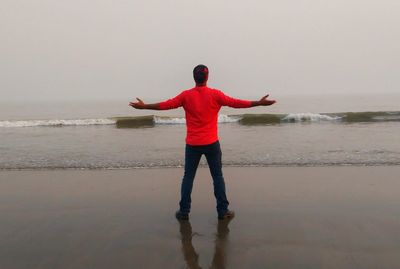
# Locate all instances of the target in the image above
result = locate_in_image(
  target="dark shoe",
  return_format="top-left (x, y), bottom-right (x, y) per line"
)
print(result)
top-left (218, 210), bottom-right (235, 220)
top-left (175, 210), bottom-right (189, 221)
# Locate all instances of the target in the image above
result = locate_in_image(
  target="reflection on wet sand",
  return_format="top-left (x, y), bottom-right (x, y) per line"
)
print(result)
top-left (178, 219), bottom-right (231, 269)
top-left (3, 168), bottom-right (400, 268)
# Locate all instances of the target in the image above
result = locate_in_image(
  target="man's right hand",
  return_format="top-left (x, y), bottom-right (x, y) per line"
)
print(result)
top-left (252, 94), bottom-right (276, 107)
top-left (129, 98), bottom-right (162, 110)
top-left (129, 98), bottom-right (146, 109)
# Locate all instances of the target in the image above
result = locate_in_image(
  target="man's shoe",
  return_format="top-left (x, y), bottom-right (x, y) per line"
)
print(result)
top-left (175, 210), bottom-right (189, 221)
top-left (218, 210), bottom-right (235, 220)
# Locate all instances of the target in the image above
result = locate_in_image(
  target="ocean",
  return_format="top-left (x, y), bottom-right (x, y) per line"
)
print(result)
top-left (1, 93), bottom-right (399, 169)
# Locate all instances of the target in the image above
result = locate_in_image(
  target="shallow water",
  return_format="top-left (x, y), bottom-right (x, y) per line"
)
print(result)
top-left (1, 94), bottom-right (399, 169)
top-left (1, 120), bottom-right (400, 169)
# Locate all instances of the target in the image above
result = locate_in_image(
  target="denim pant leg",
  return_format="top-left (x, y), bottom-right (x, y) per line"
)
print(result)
top-left (204, 141), bottom-right (229, 215)
top-left (179, 145), bottom-right (202, 214)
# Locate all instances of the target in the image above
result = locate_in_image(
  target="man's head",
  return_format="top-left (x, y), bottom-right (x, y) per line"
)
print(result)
top-left (193, 64), bottom-right (209, 85)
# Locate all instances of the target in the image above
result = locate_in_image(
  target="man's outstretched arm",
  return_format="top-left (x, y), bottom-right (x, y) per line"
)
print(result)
top-left (130, 92), bottom-right (184, 110)
top-left (129, 98), bottom-right (161, 110)
top-left (216, 91), bottom-right (276, 108)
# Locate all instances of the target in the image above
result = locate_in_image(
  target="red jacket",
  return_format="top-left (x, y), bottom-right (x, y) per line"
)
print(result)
top-left (159, 86), bottom-right (252, 145)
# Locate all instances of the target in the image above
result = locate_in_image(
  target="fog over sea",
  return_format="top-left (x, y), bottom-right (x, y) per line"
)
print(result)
top-left (1, 93), bottom-right (400, 169)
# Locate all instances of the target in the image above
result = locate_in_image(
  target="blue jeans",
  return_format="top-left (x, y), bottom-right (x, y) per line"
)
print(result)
top-left (179, 141), bottom-right (229, 216)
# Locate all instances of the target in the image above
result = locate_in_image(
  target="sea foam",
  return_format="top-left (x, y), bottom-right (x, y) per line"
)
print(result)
top-left (154, 114), bottom-right (239, 125)
top-left (0, 118), bottom-right (116, 128)
top-left (282, 113), bottom-right (341, 122)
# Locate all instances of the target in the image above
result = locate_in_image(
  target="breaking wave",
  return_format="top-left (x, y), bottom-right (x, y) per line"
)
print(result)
top-left (1, 111), bottom-right (399, 128)
top-left (154, 114), bottom-right (239, 125)
top-left (282, 113), bottom-right (341, 122)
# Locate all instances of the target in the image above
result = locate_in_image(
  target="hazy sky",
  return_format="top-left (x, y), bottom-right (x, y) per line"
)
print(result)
top-left (1, 0), bottom-right (399, 102)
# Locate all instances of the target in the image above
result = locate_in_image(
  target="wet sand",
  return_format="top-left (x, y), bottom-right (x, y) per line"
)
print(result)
top-left (1, 166), bottom-right (400, 269)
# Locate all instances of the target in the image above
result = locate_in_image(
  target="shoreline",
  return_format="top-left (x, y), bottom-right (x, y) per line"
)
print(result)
top-left (1, 163), bottom-right (400, 171)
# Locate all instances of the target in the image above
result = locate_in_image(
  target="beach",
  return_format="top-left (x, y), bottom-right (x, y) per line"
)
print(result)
top-left (2, 0), bottom-right (400, 267)
top-left (1, 166), bottom-right (400, 269)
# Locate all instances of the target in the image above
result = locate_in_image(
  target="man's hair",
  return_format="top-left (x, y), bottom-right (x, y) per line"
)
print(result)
top-left (193, 64), bottom-right (209, 84)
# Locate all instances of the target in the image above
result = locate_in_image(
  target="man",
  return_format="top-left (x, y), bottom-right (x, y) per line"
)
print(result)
top-left (129, 64), bottom-right (276, 220)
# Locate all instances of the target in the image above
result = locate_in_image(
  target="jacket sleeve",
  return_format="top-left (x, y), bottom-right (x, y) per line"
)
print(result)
top-left (214, 89), bottom-right (252, 108)
top-left (158, 92), bottom-right (185, 110)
